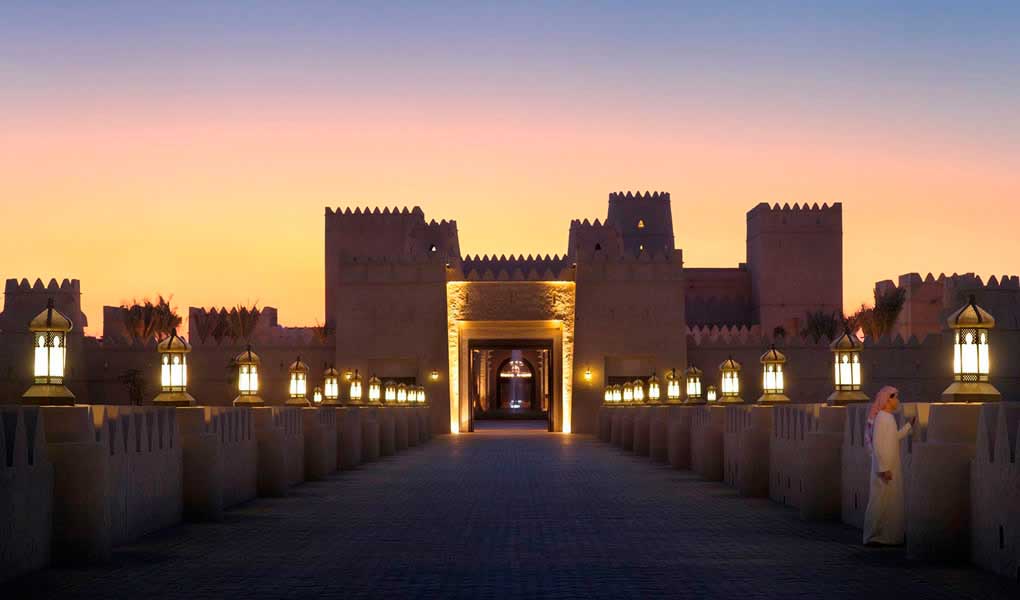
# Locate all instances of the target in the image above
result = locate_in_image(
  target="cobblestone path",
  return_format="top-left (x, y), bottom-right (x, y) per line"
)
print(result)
top-left (12, 421), bottom-right (1017, 599)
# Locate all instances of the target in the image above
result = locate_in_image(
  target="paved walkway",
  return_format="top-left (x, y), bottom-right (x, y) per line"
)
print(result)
top-left (12, 422), bottom-right (1018, 599)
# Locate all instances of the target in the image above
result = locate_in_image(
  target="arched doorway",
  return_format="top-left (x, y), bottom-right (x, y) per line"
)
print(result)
top-left (495, 356), bottom-right (537, 410)
top-left (467, 339), bottom-right (554, 427)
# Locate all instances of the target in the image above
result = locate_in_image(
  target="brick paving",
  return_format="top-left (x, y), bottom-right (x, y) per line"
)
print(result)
top-left (11, 421), bottom-right (1018, 599)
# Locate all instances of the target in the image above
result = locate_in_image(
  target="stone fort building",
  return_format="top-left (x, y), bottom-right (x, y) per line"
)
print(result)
top-left (2, 191), bottom-right (1017, 434)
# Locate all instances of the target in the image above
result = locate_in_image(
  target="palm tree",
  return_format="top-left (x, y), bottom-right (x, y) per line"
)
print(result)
top-left (801, 309), bottom-right (842, 343)
top-left (228, 305), bottom-right (261, 342)
top-left (121, 296), bottom-right (181, 344)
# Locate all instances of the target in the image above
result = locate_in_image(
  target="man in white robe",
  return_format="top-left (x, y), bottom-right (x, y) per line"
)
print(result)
top-left (863, 386), bottom-right (913, 546)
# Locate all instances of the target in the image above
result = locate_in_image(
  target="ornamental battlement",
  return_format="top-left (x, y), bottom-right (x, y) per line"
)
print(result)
top-left (4, 278), bottom-right (81, 294)
top-left (607, 191), bottom-right (670, 202)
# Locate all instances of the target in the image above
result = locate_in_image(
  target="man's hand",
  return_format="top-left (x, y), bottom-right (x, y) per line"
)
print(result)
top-left (879, 471), bottom-right (892, 483)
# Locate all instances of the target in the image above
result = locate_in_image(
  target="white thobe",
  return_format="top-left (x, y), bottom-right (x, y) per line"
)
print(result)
top-left (863, 411), bottom-right (912, 545)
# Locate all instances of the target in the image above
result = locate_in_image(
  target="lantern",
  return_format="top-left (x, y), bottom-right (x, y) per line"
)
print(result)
top-left (22, 298), bottom-right (75, 404)
top-left (233, 346), bottom-right (263, 406)
top-left (647, 372), bottom-right (661, 402)
top-left (684, 365), bottom-right (704, 404)
top-left (758, 345), bottom-right (790, 403)
top-left (153, 329), bottom-right (195, 406)
top-left (718, 357), bottom-right (743, 403)
top-left (397, 382), bottom-right (408, 403)
top-left (430, 369), bottom-right (440, 381)
top-left (607, 384), bottom-right (618, 403)
top-left (829, 330), bottom-right (867, 404)
top-left (666, 368), bottom-right (682, 402)
top-left (416, 384), bottom-right (427, 404)
top-left (323, 366), bottom-right (340, 404)
top-left (603, 386), bottom-right (612, 404)
top-left (632, 379), bottom-right (645, 403)
top-left (349, 370), bottom-right (363, 403)
top-left (622, 381), bottom-right (634, 403)
top-left (706, 385), bottom-right (718, 403)
top-left (384, 380), bottom-right (397, 403)
top-left (312, 386), bottom-right (323, 405)
top-left (584, 367), bottom-right (593, 383)
top-left (943, 295), bottom-right (1001, 402)
top-left (286, 357), bottom-right (310, 406)
top-left (368, 375), bottom-right (382, 403)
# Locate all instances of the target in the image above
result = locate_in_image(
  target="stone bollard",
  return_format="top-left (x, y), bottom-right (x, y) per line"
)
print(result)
top-left (598, 407), bottom-right (614, 443)
top-left (621, 409), bottom-right (636, 451)
top-left (406, 406), bottom-right (420, 447)
top-left (379, 409), bottom-right (397, 457)
top-left (177, 407), bottom-right (225, 521)
top-left (633, 407), bottom-right (652, 457)
top-left (649, 406), bottom-right (672, 463)
top-left (723, 405), bottom-right (773, 498)
top-left (395, 408), bottom-right (409, 451)
top-left (691, 405), bottom-right (726, 481)
top-left (39, 406), bottom-right (112, 564)
top-left (337, 407), bottom-right (362, 469)
top-left (0, 406), bottom-right (54, 580)
top-left (668, 407), bottom-right (693, 470)
top-left (970, 403), bottom-right (1020, 578)
top-left (417, 407), bottom-right (431, 443)
top-left (361, 408), bottom-right (381, 463)
top-left (610, 410), bottom-right (623, 447)
top-left (799, 405), bottom-right (846, 521)
top-left (907, 402), bottom-right (983, 562)
top-left (302, 406), bottom-right (338, 481)
top-left (253, 407), bottom-right (304, 497)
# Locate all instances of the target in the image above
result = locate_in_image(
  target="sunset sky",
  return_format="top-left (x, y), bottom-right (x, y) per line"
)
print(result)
top-left (3, 2), bottom-right (1018, 335)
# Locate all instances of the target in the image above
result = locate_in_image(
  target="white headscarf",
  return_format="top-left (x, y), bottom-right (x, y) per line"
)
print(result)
top-left (866, 385), bottom-right (898, 452)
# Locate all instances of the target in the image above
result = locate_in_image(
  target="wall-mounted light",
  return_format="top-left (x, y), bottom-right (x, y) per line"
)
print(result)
top-left (584, 367), bottom-right (592, 383)
top-left (430, 369), bottom-right (440, 381)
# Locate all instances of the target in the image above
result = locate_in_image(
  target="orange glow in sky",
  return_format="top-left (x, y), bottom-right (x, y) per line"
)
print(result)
top-left (2, 5), bottom-right (1018, 335)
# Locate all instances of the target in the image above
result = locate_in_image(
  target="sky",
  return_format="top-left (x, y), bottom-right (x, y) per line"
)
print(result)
top-left (2, 2), bottom-right (1018, 335)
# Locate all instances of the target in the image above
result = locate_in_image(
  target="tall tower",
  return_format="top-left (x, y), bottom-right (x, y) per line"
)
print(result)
top-left (604, 191), bottom-right (675, 254)
top-left (746, 203), bottom-right (843, 334)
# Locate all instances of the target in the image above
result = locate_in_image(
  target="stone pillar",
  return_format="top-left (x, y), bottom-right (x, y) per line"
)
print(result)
top-left (406, 406), bottom-right (420, 447)
top-left (379, 409), bottom-right (396, 456)
top-left (337, 407), bottom-right (362, 469)
top-left (970, 403), bottom-right (1020, 578)
top-left (252, 406), bottom-right (304, 497)
top-left (907, 402), bottom-right (983, 562)
top-left (667, 406), bottom-right (694, 470)
top-left (360, 408), bottom-right (381, 462)
top-left (620, 408), bottom-right (636, 451)
top-left (723, 405), bottom-right (773, 497)
top-left (648, 406), bottom-right (673, 463)
top-left (691, 405), bottom-right (726, 481)
top-left (633, 407), bottom-right (652, 457)
top-left (394, 408), bottom-right (409, 451)
top-left (177, 407), bottom-right (224, 521)
top-left (302, 406), bottom-right (338, 481)
top-left (800, 405), bottom-right (846, 521)
top-left (610, 410), bottom-right (623, 447)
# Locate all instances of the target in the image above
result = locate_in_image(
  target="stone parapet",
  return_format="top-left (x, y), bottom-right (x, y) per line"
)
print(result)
top-left (723, 405), bottom-right (773, 497)
top-left (691, 405), bottom-right (726, 481)
top-left (337, 407), bottom-right (362, 469)
top-left (302, 407), bottom-right (338, 481)
top-left (177, 406), bottom-right (257, 521)
top-left (252, 407), bottom-right (304, 497)
top-left (667, 407), bottom-right (695, 470)
top-left (971, 402), bottom-right (1020, 578)
top-left (0, 406), bottom-right (52, 581)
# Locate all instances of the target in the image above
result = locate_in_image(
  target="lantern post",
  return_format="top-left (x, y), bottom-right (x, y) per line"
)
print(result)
top-left (828, 330), bottom-right (868, 404)
top-left (22, 298), bottom-right (75, 405)
top-left (233, 346), bottom-right (263, 406)
top-left (942, 295), bottom-right (1000, 402)
top-left (718, 357), bottom-right (744, 403)
top-left (153, 329), bottom-right (195, 406)
top-left (758, 345), bottom-right (790, 404)
top-left (286, 357), bottom-right (310, 406)
top-left (684, 366), bottom-right (704, 404)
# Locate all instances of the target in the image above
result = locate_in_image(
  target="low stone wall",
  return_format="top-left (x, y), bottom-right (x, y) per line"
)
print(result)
top-left (596, 398), bottom-right (1019, 580)
top-left (0, 407), bottom-right (52, 581)
top-left (0, 402), bottom-right (432, 582)
top-left (360, 407), bottom-right (381, 463)
top-left (633, 407), bottom-right (652, 457)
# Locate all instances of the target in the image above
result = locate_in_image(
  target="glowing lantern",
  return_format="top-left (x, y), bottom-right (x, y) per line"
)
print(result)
top-left (349, 370), bottom-right (363, 403)
top-left (758, 345), bottom-right (790, 403)
top-left (632, 379), bottom-right (645, 403)
top-left (622, 381), bottom-right (634, 403)
top-left (829, 330), bottom-right (867, 404)
top-left (397, 382), bottom-right (408, 403)
top-left (666, 368), bottom-right (682, 402)
top-left (286, 357), bottom-right (310, 406)
top-left (233, 346), bottom-right (263, 406)
top-left (323, 366), bottom-right (340, 404)
top-left (611, 384), bottom-right (622, 403)
top-left (584, 367), bottom-right (593, 383)
top-left (718, 357), bottom-right (743, 403)
top-left (22, 298), bottom-right (75, 404)
top-left (684, 365), bottom-right (704, 404)
top-left (154, 329), bottom-right (195, 406)
top-left (706, 385), bottom-right (718, 402)
top-left (312, 386), bottom-right (323, 405)
top-left (416, 384), bottom-right (427, 404)
top-left (384, 380), bottom-right (397, 403)
top-left (943, 295), bottom-right (1000, 402)
top-left (430, 369), bottom-right (440, 381)
top-left (647, 372), bottom-right (661, 402)
top-left (368, 375), bottom-right (382, 403)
